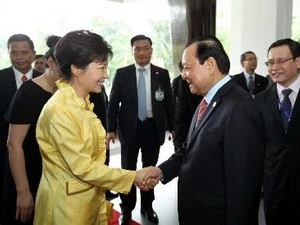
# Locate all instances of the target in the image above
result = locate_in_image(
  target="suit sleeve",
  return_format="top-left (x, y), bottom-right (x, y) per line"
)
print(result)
top-left (107, 70), bottom-right (121, 133)
top-left (162, 70), bottom-right (175, 131)
top-left (158, 144), bottom-right (186, 183)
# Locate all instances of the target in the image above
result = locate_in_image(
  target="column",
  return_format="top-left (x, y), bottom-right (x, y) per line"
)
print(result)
top-left (230, 0), bottom-right (293, 75)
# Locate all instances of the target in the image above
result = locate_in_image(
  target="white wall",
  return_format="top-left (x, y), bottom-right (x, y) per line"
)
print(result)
top-left (229, 0), bottom-right (293, 76)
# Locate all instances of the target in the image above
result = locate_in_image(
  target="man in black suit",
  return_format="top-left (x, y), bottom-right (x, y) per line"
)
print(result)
top-left (145, 36), bottom-right (265, 225)
top-left (232, 51), bottom-right (268, 98)
top-left (256, 38), bottom-right (300, 225)
top-left (171, 61), bottom-right (183, 106)
top-left (106, 34), bottom-right (174, 225)
top-left (0, 34), bottom-right (41, 223)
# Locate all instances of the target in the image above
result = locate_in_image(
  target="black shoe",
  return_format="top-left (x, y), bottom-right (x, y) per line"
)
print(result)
top-left (141, 207), bottom-right (159, 223)
top-left (105, 191), bottom-right (118, 200)
top-left (119, 212), bottom-right (131, 225)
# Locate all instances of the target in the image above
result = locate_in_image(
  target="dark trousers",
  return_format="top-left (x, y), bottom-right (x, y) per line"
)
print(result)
top-left (120, 118), bottom-right (160, 213)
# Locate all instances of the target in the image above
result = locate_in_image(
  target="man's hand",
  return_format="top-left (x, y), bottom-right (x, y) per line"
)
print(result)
top-left (106, 132), bottom-right (117, 150)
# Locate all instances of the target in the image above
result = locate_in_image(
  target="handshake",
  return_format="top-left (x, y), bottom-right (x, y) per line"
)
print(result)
top-left (134, 166), bottom-right (163, 191)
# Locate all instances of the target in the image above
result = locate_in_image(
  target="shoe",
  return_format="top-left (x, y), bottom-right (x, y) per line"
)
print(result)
top-left (119, 212), bottom-right (131, 225)
top-left (105, 191), bottom-right (118, 200)
top-left (141, 207), bottom-right (159, 223)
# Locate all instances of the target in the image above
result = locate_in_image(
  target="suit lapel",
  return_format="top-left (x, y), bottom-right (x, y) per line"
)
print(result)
top-left (287, 90), bottom-right (300, 139)
top-left (188, 96), bottom-right (220, 146)
top-left (187, 104), bottom-right (199, 143)
top-left (268, 85), bottom-right (282, 120)
top-left (186, 79), bottom-right (235, 149)
top-left (150, 64), bottom-right (160, 106)
top-left (7, 67), bottom-right (17, 92)
top-left (126, 65), bottom-right (138, 108)
top-left (239, 73), bottom-right (248, 90)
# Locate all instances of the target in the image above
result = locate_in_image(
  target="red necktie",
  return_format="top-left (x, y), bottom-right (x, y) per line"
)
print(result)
top-left (196, 98), bottom-right (208, 126)
top-left (21, 74), bottom-right (28, 83)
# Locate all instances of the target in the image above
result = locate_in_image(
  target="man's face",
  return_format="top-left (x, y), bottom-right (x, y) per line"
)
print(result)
top-left (241, 53), bottom-right (257, 73)
top-left (8, 41), bottom-right (36, 74)
top-left (132, 40), bottom-right (152, 67)
top-left (182, 43), bottom-right (213, 96)
top-left (34, 57), bottom-right (46, 73)
top-left (267, 45), bottom-right (300, 87)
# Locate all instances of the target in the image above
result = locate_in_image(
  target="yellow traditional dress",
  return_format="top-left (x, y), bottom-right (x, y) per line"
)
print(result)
top-left (34, 79), bottom-right (135, 225)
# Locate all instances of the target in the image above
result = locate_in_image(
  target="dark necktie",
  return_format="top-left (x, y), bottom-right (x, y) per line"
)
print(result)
top-left (280, 88), bottom-right (292, 132)
top-left (196, 98), bottom-right (208, 127)
top-left (248, 76), bottom-right (254, 94)
top-left (21, 74), bottom-right (28, 83)
top-left (137, 68), bottom-right (147, 121)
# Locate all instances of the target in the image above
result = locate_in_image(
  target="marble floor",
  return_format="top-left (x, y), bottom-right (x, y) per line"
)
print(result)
top-left (109, 133), bottom-right (266, 225)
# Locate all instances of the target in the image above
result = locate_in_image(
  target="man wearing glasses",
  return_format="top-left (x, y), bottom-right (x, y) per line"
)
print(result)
top-left (232, 51), bottom-right (269, 98)
top-left (256, 38), bottom-right (300, 225)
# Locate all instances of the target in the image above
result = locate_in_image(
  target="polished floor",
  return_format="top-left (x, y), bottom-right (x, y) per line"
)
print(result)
top-left (109, 133), bottom-right (266, 225)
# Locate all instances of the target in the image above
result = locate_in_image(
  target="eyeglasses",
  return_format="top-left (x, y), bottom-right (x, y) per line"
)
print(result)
top-left (265, 57), bottom-right (294, 67)
top-left (244, 57), bottom-right (258, 61)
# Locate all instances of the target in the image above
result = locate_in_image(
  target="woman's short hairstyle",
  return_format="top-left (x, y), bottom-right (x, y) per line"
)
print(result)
top-left (54, 30), bottom-right (113, 80)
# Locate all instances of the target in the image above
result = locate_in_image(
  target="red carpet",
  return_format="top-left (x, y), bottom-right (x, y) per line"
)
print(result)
top-left (109, 209), bottom-right (141, 225)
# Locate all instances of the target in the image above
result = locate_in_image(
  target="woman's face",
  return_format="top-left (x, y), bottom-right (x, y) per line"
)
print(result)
top-left (73, 61), bottom-right (108, 98)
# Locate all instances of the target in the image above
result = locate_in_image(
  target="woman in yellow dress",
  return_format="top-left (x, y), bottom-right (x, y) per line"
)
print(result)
top-left (34, 30), bottom-right (152, 225)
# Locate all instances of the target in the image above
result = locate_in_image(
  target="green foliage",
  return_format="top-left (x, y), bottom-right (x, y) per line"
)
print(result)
top-left (216, 27), bottom-right (231, 55)
top-left (90, 16), bottom-right (173, 90)
top-left (0, 17), bottom-right (173, 92)
top-left (91, 16), bottom-right (134, 87)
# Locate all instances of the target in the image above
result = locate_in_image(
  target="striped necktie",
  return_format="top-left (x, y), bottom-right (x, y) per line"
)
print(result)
top-left (196, 98), bottom-right (208, 127)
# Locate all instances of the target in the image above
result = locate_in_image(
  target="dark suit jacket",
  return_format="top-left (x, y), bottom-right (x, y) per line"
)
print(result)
top-left (159, 79), bottom-right (265, 225)
top-left (173, 78), bottom-right (202, 150)
top-left (107, 64), bottom-right (174, 146)
top-left (232, 72), bottom-right (269, 95)
top-left (256, 84), bottom-right (300, 206)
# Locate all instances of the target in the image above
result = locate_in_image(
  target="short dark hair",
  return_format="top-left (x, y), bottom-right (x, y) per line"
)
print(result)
top-left (186, 35), bottom-right (230, 75)
top-left (130, 34), bottom-right (152, 47)
top-left (240, 51), bottom-right (256, 62)
top-left (35, 54), bottom-right (45, 60)
top-left (267, 38), bottom-right (300, 59)
top-left (54, 30), bottom-right (113, 80)
top-left (7, 34), bottom-right (34, 50)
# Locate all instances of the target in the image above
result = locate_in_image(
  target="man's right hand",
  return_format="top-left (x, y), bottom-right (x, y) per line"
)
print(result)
top-left (106, 132), bottom-right (117, 149)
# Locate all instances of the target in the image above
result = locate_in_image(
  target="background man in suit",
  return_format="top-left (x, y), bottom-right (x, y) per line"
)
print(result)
top-left (0, 34), bottom-right (41, 223)
top-left (32, 54), bottom-right (47, 73)
top-left (232, 51), bottom-right (268, 98)
top-left (256, 38), bottom-right (300, 225)
top-left (106, 34), bottom-right (174, 225)
top-left (173, 60), bottom-right (202, 151)
top-left (145, 35), bottom-right (265, 225)
top-left (171, 61), bottom-right (183, 106)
